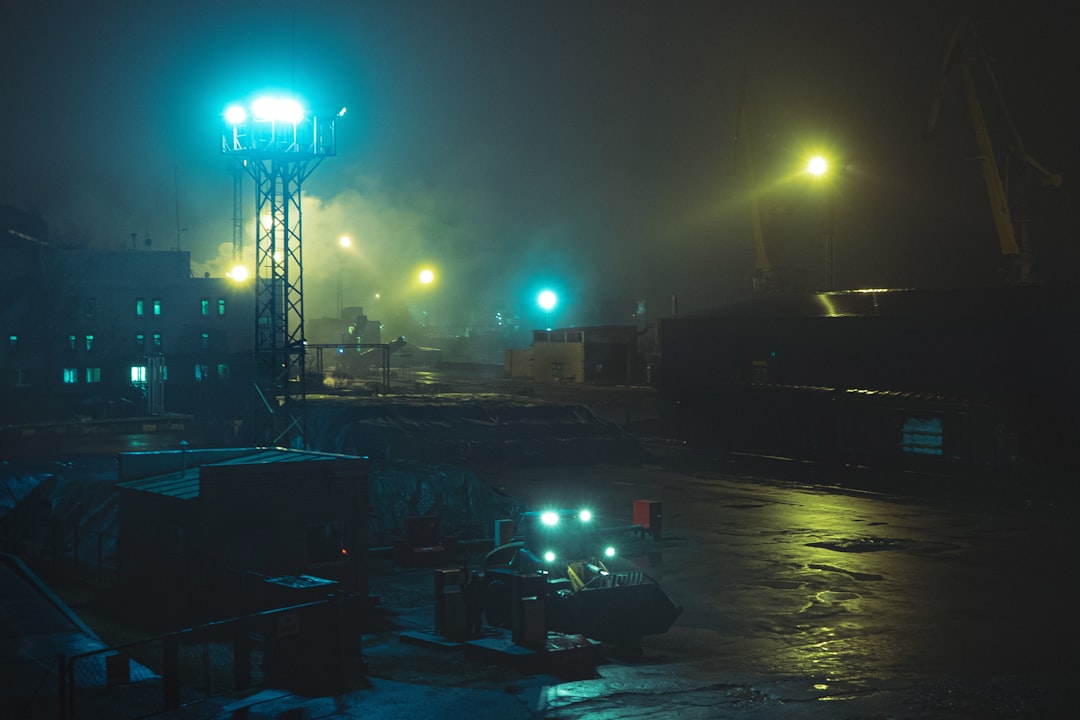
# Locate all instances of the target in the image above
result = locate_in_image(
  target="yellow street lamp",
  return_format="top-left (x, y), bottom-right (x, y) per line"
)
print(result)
top-left (336, 235), bottom-right (354, 316)
top-left (807, 155), bottom-right (829, 177)
top-left (805, 154), bottom-right (835, 290)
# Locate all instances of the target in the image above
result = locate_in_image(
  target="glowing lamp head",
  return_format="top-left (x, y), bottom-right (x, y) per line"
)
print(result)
top-left (540, 511), bottom-right (559, 526)
top-left (604, 546), bottom-right (616, 558)
top-left (339, 235), bottom-right (352, 249)
top-left (252, 95), bottom-right (304, 123)
top-left (225, 105), bottom-right (247, 125)
top-left (807, 156), bottom-right (829, 177)
top-left (578, 509), bottom-right (592, 523)
top-left (419, 268), bottom-right (435, 285)
top-left (543, 550), bottom-right (557, 563)
top-left (538, 290), bottom-right (557, 311)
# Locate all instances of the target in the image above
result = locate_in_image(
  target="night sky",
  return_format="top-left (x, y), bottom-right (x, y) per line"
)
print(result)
top-left (2, 1), bottom-right (1077, 335)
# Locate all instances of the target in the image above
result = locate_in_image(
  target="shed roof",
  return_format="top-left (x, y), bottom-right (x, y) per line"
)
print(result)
top-left (115, 447), bottom-right (358, 500)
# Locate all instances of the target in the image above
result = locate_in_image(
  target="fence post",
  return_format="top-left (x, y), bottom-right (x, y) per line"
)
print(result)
top-left (58, 655), bottom-right (67, 720)
top-left (163, 636), bottom-right (180, 710)
top-left (72, 525), bottom-right (79, 577)
top-left (234, 617), bottom-right (251, 690)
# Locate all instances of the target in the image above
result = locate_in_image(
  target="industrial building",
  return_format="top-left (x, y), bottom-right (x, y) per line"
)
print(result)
top-left (505, 325), bottom-right (648, 386)
top-left (656, 285), bottom-right (1080, 474)
top-left (1, 208), bottom-right (254, 425)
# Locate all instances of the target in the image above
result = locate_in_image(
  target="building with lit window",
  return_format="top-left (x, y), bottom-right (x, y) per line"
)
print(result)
top-left (1, 217), bottom-right (254, 424)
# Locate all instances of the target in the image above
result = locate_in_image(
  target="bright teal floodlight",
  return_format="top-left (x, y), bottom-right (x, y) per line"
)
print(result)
top-left (225, 105), bottom-right (247, 125)
top-left (252, 96), bottom-right (304, 123)
top-left (538, 290), bottom-right (557, 311)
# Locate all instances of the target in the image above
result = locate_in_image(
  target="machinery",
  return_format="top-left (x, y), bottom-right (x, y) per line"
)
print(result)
top-left (481, 508), bottom-right (681, 644)
top-left (924, 16), bottom-right (1062, 284)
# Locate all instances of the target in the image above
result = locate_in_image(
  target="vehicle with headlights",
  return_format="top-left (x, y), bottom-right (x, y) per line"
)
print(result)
top-left (481, 508), bottom-right (681, 643)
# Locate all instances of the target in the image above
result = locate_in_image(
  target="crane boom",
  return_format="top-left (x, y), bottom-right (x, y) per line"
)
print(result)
top-left (924, 17), bottom-right (1062, 284)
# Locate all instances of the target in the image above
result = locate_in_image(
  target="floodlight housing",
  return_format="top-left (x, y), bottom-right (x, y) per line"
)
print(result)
top-left (222, 94), bottom-right (337, 159)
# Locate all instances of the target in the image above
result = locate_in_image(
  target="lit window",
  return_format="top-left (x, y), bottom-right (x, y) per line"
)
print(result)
top-left (131, 366), bottom-right (147, 383)
top-left (902, 416), bottom-right (944, 456)
top-left (217, 298), bottom-right (227, 316)
top-left (8, 335), bottom-right (16, 349)
top-left (85, 334), bottom-right (94, 352)
top-left (201, 298), bottom-right (210, 316)
top-left (217, 363), bottom-right (230, 379)
top-left (135, 333), bottom-right (145, 349)
top-left (153, 299), bottom-right (162, 316)
top-left (85, 367), bottom-right (101, 383)
top-left (152, 333), bottom-right (162, 349)
top-left (201, 332), bottom-right (210, 349)
top-left (68, 334), bottom-right (77, 351)
top-left (63, 368), bottom-right (78, 384)
top-left (195, 363), bottom-right (209, 382)
top-left (135, 298), bottom-right (145, 316)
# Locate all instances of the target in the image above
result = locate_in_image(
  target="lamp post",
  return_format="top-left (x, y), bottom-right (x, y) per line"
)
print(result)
top-left (337, 235), bottom-right (352, 317)
top-left (538, 289), bottom-right (557, 330)
top-left (418, 268), bottom-right (435, 328)
top-left (222, 93), bottom-right (339, 447)
top-left (807, 155), bottom-right (836, 291)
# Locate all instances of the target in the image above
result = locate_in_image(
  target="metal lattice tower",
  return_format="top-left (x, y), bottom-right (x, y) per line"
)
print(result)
top-left (222, 98), bottom-right (337, 447)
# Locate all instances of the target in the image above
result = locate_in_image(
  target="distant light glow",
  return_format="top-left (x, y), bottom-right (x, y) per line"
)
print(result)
top-left (339, 235), bottom-right (352, 249)
top-left (538, 289), bottom-right (557, 311)
top-left (543, 550), bottom-right (556, 563)
top-left (579, 509), bottom-right (592, 523)
top-left (261, 214), bottom-right (273, 230)
top-left (604, 546), bottom-right (616, 558)
top-left (540, 511), bottom-right (559, 526)
top-left (807, 156), bottom-right (829, 176)
top-left (228, 265), bottom-right (249, 282)
top-left (419, 268), bottom-right (435, 284)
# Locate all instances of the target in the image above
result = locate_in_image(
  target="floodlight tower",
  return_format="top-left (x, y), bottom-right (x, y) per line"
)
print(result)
top-left (222, 96), bottom-right (339, 447)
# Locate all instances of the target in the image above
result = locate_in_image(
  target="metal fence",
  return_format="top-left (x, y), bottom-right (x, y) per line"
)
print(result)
top-left (2, 597), bottom-right (338, 720)
top-left (1, 511), bottom-right (118, 586)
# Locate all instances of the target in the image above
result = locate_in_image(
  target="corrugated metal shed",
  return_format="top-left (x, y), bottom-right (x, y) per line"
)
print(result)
top-left (115, 447), bottom-right (356, 500)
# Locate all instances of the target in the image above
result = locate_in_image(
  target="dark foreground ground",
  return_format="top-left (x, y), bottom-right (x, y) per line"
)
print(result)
top-left (3, 369), bottom-right (1076, 719)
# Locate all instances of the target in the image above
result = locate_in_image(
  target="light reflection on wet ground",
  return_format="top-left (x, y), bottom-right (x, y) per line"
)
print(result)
top-left (489, 463), bottom-right (1076, 717)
